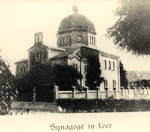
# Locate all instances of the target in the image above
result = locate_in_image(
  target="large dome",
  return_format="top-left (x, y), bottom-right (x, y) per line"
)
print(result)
top-left (57, 13), bottom-right (96, 34)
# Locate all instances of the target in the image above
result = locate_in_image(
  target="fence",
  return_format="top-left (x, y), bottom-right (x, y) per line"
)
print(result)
top-left (54, 86), bottom-right (150, 100)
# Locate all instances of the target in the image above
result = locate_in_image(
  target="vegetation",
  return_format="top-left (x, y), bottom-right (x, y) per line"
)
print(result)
top-left (130, 79), bottom-right (150, 87)
top-left (120, 62), bottom-right (128, 88)
top-left (57, 99), bottom-right (150, 112)
top-left (86, 55), bottom-right (104, 90)
top-left (16, 64), bottom-right (81, 102)
top-left (0, 57), bottom-right (17, 114)
top-left (107, 0), bottom-right (150, 55)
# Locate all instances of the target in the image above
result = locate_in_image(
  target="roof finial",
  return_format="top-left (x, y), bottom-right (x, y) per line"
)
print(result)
top-left (73, 0), bottom-right (78, 14)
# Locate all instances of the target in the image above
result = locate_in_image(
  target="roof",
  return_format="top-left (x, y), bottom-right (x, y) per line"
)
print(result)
top-left (49, 47), bottom-right (65, 52)
top-left (15, 59), bottom-right (28, 64)
top-left (99, 50), bottom-right (120, 59)
top-left (50, 52), bottom-right (69, 60)
top-left (50, 45), bottom-right (120, 60)
top-left (50, 47), bottom-right (80, 60)
top-left (76, 45), bottom-right (119, 59)
top-left (57, 13), bottom-right (96, 34)
top-left (28, 43), bottom-right (48, 52)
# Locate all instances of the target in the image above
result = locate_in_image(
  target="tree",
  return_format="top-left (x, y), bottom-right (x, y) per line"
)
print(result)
top-left (86, 55), bottom-right (104, 90)
top-left (107, 0), bottom-right (150, 55)
top-left (52, 64), bottom-right (82, 91)
top-left (16, 64), bottom-right (81, 102)
top-left (120, 62), bottom-right (128, 88)
top-left (0, 57), bottom-right (17, 114)
top-left (16, 64), bottom-right (54, 102)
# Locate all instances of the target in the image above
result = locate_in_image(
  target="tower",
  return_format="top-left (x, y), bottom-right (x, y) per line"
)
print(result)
top-left (28, 32), bottom-right (48, 69)
top-left (34, 32), bottom-right (43, 44)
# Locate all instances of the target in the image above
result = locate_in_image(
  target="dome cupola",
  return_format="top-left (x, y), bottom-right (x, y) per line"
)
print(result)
top-left (57, 6), bottom-right (97, 49)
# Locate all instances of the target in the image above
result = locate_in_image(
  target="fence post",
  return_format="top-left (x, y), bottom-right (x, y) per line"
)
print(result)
top-left (128, 87), bottom-right (130, 94)
top-left (148, 88), bottom-right (150, 99)
top-left (115, 88), bottom-right (117, 97)
top-left (86, 88), bottom-right (89, 99)
top-left (147, 87), bottom-right (149, 95)
top-left (114, 88), bottom-right (117, 98)
top-left (97, 87), bottom-right (100, 99)
top-left (54, 85), bottom-right (59, 100)
top-left (127, 86), bottom-right (130, 99)
top-left (72, 86), bottom-right (76, 99)
top-left (133, 87), bottom-right (135, 94)
top-left (143, 87), bottom-right (145, 94)
top-left (121, 87), bottom-right (124, 98)
top-left (106, 88), bottom-right (109, 98)
top-left (33, 87), bottom-right (36, 103)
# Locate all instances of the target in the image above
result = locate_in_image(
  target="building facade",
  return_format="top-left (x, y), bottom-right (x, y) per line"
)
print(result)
top-left (15, 6), bottom-right (120, 90)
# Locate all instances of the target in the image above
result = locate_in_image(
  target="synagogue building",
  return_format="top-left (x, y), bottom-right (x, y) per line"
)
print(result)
top-left (15, 5), bottom-right (120, 91)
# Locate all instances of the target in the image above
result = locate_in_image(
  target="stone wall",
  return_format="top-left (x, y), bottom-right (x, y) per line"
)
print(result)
top-left (10, 102), bottom-right (57, 113)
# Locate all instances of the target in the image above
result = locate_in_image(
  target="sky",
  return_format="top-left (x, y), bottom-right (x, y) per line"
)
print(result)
top-left (0, 0), bottom-right (150, 75)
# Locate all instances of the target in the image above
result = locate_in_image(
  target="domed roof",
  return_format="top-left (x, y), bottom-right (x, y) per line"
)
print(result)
top-left (57, 7), bottom-right (96, 34)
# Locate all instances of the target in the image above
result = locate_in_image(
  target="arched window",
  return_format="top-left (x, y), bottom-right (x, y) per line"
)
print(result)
top-left (113, 61), bottom-right (115, 70)
top-left (64, 36), bottom-right (66, 43)
top-left (90, 36), bottom-right (92, 44)
top-left (59, 37), bottom-right (61, 44)
top-left (92, 37), bottom-right (94, 44)
top-left (23, 67), bottom-right (26, 73)
top-left (104, 60), bottom-right (107, 69)
top-left (16, 66), bottom-right (19, 72)
top-left (62, 37), bottom-right (65, 43)
top-left (20, 67), bottom-right (23, 73)
top-left (20, 67), bottom-right (22, 73)
top-left (93, 37), bottom-right (95, 44)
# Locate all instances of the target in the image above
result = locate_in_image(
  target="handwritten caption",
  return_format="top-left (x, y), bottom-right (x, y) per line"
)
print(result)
top-left (50, 122), bottom-right (112, 131)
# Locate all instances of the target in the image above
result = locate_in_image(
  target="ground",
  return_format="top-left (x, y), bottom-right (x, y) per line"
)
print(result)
top-left (0, 112), bottom-right (149, 132)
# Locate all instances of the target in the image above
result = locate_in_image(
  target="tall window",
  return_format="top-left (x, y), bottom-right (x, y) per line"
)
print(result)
top-left (93, 37), bottom-right (95, 44)
top-left (66, 36), bottom-right (69, 43)
top-left (68, 36), bottom-right (71, 43)
top-left (89, 36), bottom-right (95, 44)
top-left (113, 61), bottom-right (115, 71)
top-left (60, 37), bottom-right (62, 44)
top-left (113, 80), bottom-right (116, 89)
top-left (91, 36), bottom-right (95, 44)
top-left (23, 67), bottom-right (26, 73)
top-left (73, 63), bottom-right (78, 70)
top-left (104, 60), bottom-right (107, 69)
top-left (84, 65), bottom-right (87, 73)
top-left (90, 36), bottom-right (92, 44)
top-left (109, 61), bottom-right (111, 70)
top-left (62, 37), bottom-right (65, 43)
top-left (16, 66), bottom-right (19, 72)
top-left (20, 66), bottom-right (25, 73)
top-left (104, 80), bottom-right (108, 88)
top-left (20, 67), bottom-right (23, 73)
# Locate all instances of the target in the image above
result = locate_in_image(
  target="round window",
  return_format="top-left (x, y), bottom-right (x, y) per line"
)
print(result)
top-left (77, 36), bottom-right (82, 41)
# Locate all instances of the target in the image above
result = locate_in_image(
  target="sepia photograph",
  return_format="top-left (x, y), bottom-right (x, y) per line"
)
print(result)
top-left (0, 0), bottom-right (150, 131)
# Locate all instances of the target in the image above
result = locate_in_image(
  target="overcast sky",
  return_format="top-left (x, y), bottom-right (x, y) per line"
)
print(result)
top-left (0, 0), bottom-right (150, 75)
